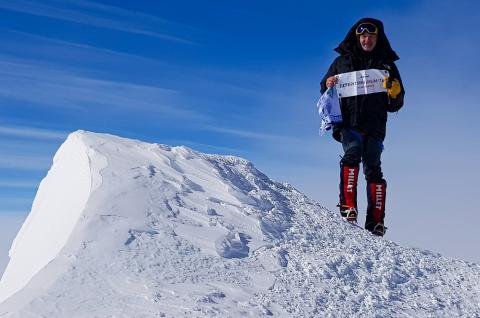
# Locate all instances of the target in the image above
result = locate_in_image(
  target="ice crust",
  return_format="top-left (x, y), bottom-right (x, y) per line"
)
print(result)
top-left (0, 131), bottom-right (479, 317)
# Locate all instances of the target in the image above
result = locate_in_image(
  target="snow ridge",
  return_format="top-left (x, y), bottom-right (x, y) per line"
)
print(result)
top-left (0, 131), bottom-right (479, 317)
top-left (0, 132), bottom-right (95, 303)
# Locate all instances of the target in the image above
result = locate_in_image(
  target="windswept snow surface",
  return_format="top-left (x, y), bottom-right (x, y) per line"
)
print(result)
top-left (0, 131), bottom-right (479, 317)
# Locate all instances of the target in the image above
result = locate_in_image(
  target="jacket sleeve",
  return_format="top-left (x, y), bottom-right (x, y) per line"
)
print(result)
top-left (386, 62), bottom-right (405, 112)
top-left (320, 58), bottom-right (338, 94)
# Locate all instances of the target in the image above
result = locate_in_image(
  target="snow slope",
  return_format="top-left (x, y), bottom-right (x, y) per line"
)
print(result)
top-left (0, 131), bottom-right (478, 317)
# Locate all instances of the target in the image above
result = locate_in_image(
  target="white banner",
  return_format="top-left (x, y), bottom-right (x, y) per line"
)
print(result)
top-left (335, 69), bottom-right (389, 98)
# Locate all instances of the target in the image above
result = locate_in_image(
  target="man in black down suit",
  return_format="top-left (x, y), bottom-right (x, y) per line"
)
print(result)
top-left (320, 18), bottom-right (405, 236)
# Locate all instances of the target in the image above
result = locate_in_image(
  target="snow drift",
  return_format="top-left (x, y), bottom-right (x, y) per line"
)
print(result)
top-left (0, 131), bottom-right (479, 317)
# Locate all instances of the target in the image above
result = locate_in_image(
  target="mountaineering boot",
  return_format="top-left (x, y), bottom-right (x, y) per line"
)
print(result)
top-left (339, 164), bottom-right (359, 223)
top-left (365, 179), bottom-right (387, 236)
top-left (340, 206), bottom-right (358, 223)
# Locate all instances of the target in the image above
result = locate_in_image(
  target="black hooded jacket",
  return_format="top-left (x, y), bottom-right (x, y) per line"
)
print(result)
top-left (321, 18), bottom-right (404, 142)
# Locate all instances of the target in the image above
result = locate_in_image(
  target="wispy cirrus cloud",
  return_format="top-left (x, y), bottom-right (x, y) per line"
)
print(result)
top-left (204, 126), bottom-right (300, 143)
top-left (0, 181), bottom-right (39, 188)
top-left (0, 0), bottom-right (198, 45)
top-left (5, 30), bottom-right (165, 65)
top-left (0, 154), bottom-right (52, 170)
top-left (201, 125), bottom-right (335, 166)
top-left (0, 126), bottom-right (67, 140)
top-left (1, 30), bottom-right (261, 106)
top-left (0, 58), bottom-right (208, 120)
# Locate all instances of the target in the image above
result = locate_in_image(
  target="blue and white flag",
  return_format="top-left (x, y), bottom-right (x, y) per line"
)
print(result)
top-left (317, 86), bottom-right (342, 134)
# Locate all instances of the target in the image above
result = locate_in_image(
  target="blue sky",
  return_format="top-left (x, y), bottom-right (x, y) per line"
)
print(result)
top-left (1, 0), bottom-right (479, 267)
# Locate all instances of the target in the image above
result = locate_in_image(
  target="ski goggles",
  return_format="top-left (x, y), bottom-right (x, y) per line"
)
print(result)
top-left (355, 23), bottom-right (378, 35)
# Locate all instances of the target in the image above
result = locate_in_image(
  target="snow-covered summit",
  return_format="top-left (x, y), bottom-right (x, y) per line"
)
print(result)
top-left (0, 131), bottom-right (479, 317)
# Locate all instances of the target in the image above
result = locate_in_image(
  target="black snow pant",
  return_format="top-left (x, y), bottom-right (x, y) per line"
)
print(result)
top-left (339, 128), bottom-right (388, 230)
top-left (339, 128), bottom-right (383, 182)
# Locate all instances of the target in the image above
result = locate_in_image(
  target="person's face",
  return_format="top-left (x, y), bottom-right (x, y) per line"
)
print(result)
top-left (359, 33), bottom-right (377, 51)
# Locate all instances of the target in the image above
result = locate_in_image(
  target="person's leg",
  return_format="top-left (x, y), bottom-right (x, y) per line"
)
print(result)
top-left (362, 136), bottom-right (387, 235)
top-left (339, 128), bottom-right (363, 222)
